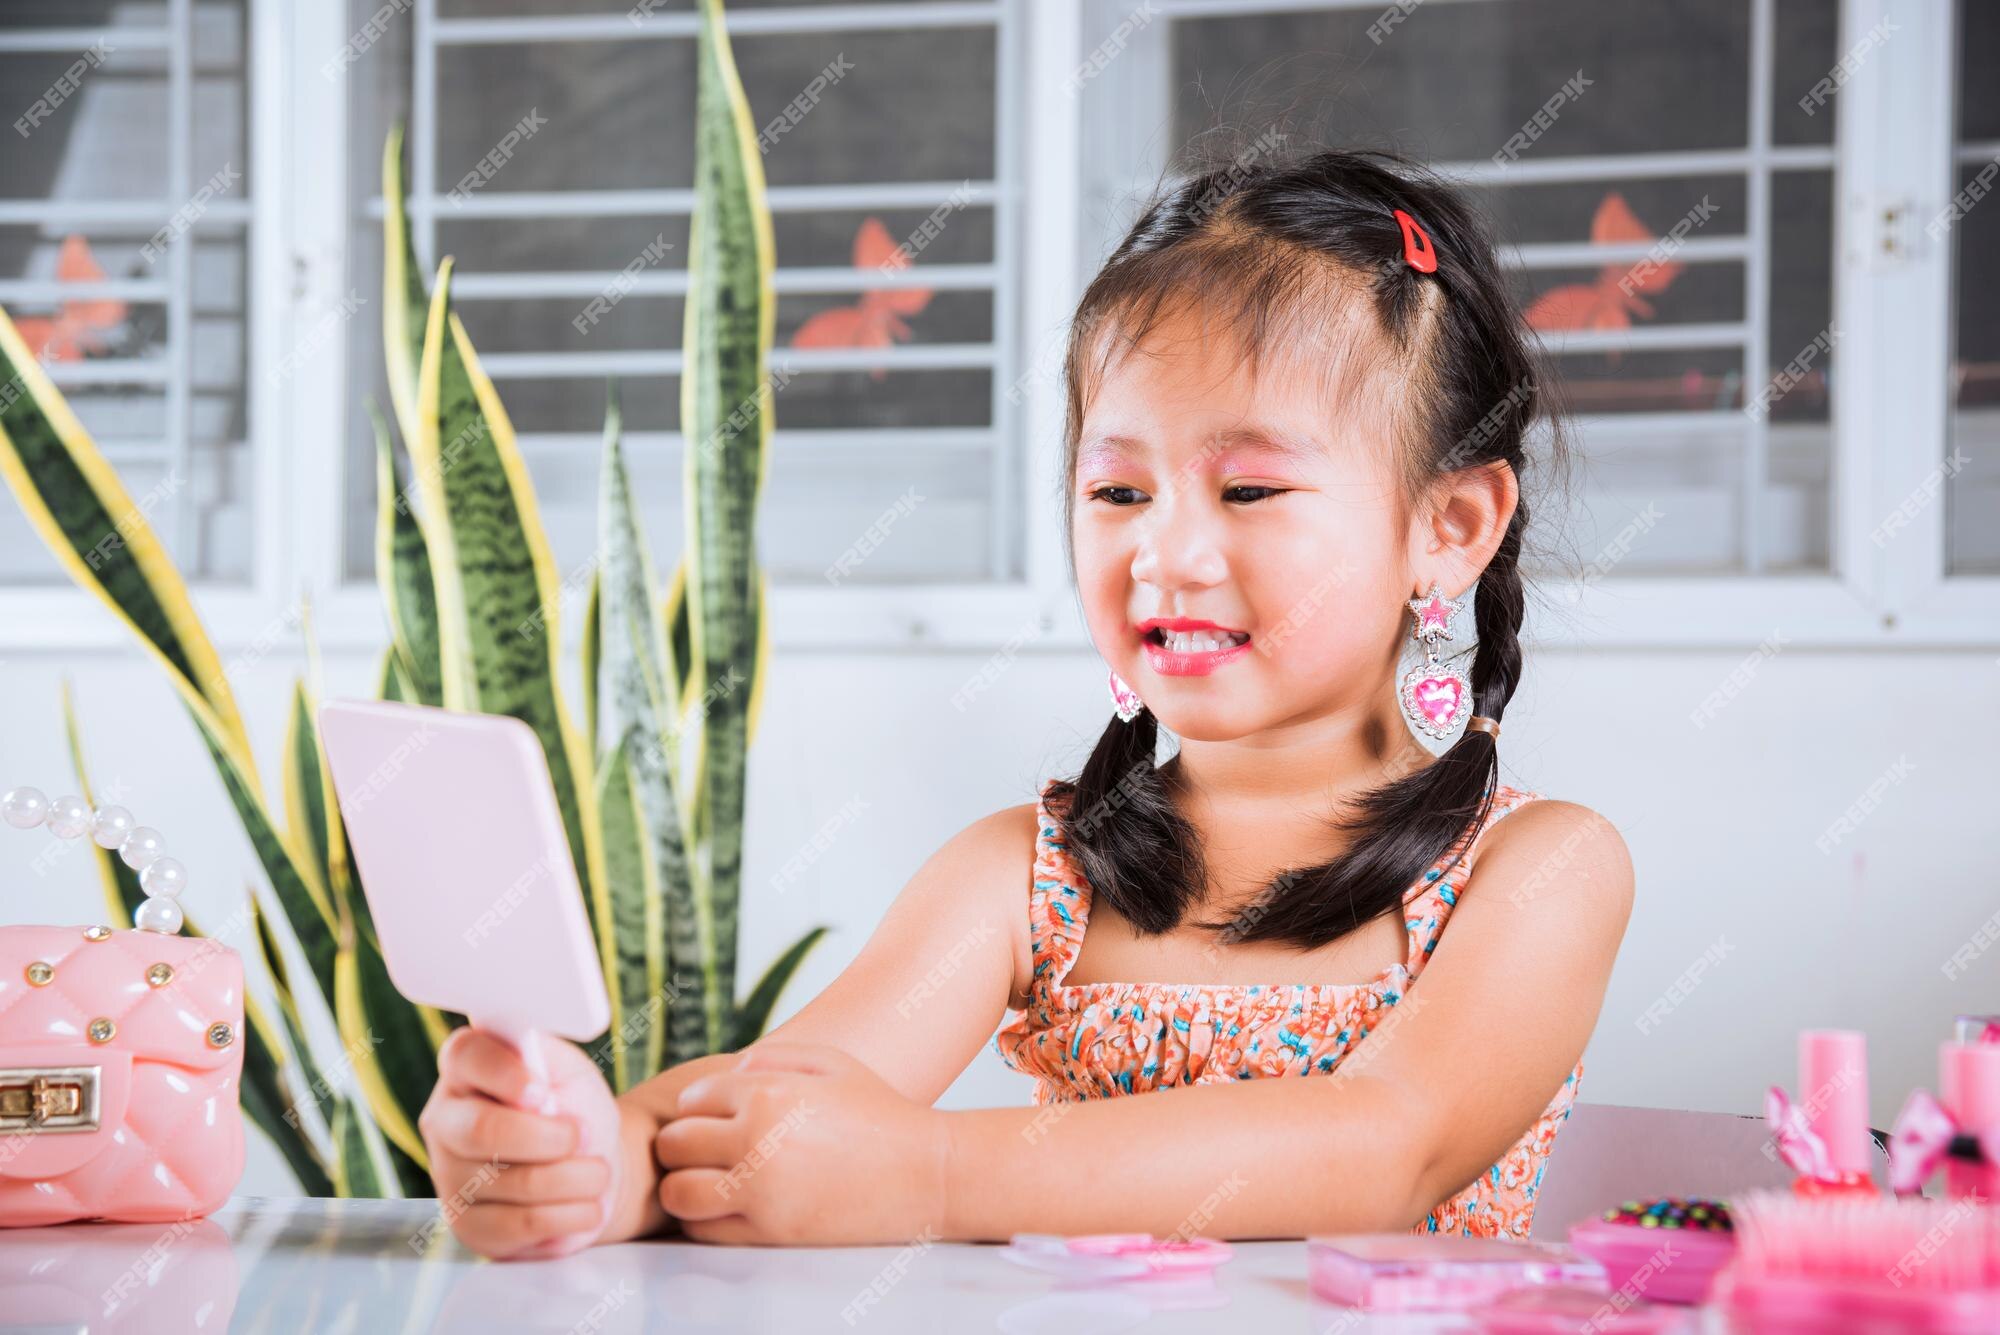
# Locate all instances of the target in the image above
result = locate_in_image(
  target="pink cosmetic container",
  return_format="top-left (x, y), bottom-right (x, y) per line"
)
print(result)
top-left (1940, 1039), bottom-right (2000, 1202)
top-left (1306, 1235), bottom-right (1605, 1311)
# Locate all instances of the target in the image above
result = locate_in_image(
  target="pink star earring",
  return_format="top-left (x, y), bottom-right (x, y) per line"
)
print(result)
top-left (1107, 669), bottom-right (1145, 722)
top-left (1399, 581), bottom-right (1473, 741)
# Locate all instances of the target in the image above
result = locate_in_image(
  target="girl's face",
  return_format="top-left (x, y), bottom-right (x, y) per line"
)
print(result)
top-left (1072, 306), bottom-right (1421, 744)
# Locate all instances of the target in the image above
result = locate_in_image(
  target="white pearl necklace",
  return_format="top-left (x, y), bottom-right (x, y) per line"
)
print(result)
top-left (1, 786), bottom-right (186, 934)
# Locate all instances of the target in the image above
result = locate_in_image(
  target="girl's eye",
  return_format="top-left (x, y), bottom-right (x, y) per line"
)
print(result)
top-left (1087, 485), bottom-right (1146, 505)
top-left (1224, 485), bottom-right (1285, 503)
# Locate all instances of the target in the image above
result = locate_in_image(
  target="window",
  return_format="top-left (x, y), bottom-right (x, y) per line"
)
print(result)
top-left (0, 0), bottom-right (1990, 649)
top-left (1949, 0), bottom-right (1999, 574)
top-left (0, 0), bottom-right (254, 587)
top-left (1082, 0), bottom-right (1843, 576)
top-left (341, 0), bottom-right (1025, 591)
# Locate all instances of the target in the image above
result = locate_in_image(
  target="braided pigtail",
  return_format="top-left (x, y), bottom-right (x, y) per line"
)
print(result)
top-left (1047, 705), bottom-right (1207, 936)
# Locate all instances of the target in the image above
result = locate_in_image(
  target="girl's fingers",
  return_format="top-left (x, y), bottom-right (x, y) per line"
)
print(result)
top-left (653, 1113), bottom-right (741, 1170)
top-left (673, 1073), bottom-right (749, 1118)
top-left (542, 1033), bottom-right (611, 1084)
top-left (453, 1200), bottom-right (605, 1256)
top-left (678, 1213), bottom-right (761, 1245)
top-left (437, 1027), bottom-right (547, 1109)
top-left (423, 1094), bottom-right (579, 1164)
top-left (472, 1155), bottom-right (612, 1205)
top-left (658, 1167), bottom-right (741, 1223)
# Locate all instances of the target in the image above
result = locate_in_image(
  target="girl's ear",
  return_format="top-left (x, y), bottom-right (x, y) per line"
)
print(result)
top-left (1414, 458), bottom-right (1518, 590)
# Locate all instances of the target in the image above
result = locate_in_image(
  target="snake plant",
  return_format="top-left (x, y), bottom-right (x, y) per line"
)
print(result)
top-left (0, 0), bottom-right (824, 1196)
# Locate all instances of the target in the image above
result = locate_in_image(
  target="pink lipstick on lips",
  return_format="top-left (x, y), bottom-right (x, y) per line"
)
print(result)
top-left (1137, 616), bottom-right (1253, 676)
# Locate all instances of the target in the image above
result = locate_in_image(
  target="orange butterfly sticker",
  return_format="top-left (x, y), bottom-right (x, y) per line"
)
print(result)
top-left (789, 217), bottom-right (933, 382)
top-left (1524, 193), bottom-right (1682, 363)
top-left (15, 234), bottom-right (129, 363)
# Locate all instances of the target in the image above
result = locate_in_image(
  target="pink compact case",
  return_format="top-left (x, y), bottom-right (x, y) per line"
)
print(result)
top-left (1306, 1235), bottom-right (1606, 1311)
top-left (1002, 1232), bottom-right (1232, 1281)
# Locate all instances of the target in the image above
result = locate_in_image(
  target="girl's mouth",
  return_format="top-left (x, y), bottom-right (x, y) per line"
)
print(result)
top-left (1138, 622), bottom-right (1253, 676)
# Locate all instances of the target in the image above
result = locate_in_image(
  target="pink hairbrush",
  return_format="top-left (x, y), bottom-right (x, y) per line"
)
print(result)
top-left (1717, 1187), bottom-right (2000, 1331)
top-left (1002, 1233), bottom-right (1232, 1281)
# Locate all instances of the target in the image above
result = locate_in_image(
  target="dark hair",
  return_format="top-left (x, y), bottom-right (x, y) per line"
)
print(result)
top-left (1050, 143), bottom-right (1570, 951)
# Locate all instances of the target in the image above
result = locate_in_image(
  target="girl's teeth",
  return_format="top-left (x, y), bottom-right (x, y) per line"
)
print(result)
top-left (1160, 630), bottom-right (1244, 652)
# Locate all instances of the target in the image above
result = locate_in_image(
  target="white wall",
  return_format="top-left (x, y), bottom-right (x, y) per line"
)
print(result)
top-left (3, 633), bottom-right (1995, 1195)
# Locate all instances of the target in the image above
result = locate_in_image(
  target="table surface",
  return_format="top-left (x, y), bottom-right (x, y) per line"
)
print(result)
top-left (0, 1197), bottom-right (1736, 1333)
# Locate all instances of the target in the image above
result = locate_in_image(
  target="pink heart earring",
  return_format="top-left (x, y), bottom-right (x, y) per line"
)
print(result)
top-left (1107, 668), bottom-right (1145, 722)
top-left (1399, 581), bottom-right (1473, 741)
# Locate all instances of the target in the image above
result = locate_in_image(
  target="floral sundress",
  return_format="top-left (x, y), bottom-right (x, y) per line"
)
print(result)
top-left (992, 777), bottom-right (1582, 1238)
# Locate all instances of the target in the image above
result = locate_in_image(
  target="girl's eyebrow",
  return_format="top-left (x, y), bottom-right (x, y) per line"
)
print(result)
top-left (1206, 425), bottom-right (1327, 465)
top-left (1079, 426), bottom-right (1326, 473)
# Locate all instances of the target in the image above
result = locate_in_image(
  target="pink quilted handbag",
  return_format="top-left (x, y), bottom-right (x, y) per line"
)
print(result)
top-left (0, 923), bottom-right (245, 1226)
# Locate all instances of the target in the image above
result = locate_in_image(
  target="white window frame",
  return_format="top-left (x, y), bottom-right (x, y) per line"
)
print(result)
top-left (0, 0), bottom-right (294, 649)
top-left (2, 0), bottom-right (1991, 657)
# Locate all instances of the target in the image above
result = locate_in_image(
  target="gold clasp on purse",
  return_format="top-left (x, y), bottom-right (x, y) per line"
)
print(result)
top-left (0, 1065), bottom-right (100, 1133)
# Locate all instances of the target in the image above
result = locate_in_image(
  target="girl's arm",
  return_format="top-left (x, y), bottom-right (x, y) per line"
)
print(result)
top-left (602, 801), bottom-right (1039, 1242)
top-left (938, 799), bottom-right (1634, 1240)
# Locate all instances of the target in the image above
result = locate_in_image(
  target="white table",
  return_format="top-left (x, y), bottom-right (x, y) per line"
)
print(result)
top-left (0, 1197), bottom-right (1731, 1332)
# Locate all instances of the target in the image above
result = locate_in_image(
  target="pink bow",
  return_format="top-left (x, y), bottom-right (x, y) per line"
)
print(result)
top-left (1766, 1084), bottom-right (1834, 1182)
top-left (1888, 1088), bottom-right (2000, 1196)
top-left (1890, 1090), bottom-right (1955, 1196)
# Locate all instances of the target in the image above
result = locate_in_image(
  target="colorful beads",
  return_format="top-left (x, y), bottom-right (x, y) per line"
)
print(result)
top-left (1601, 1196), bottom-right (1733, 1232)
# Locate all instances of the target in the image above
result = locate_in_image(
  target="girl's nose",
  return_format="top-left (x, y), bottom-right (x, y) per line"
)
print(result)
top-left (1128, 495), bottom-right (1228, 592)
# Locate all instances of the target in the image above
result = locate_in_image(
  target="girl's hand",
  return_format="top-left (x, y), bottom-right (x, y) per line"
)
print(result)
top-left (653, 1042), bottom-right (952, 1245)
top-left (418, 1026), bottom-right (622, 1261)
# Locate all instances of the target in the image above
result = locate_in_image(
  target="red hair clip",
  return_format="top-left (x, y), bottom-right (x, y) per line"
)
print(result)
top-left (1393, 209), bottom-right (1437, 274)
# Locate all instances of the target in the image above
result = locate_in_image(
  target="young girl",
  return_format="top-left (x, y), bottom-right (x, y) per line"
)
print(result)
top-left (417, 146), bottom-right (1633, 1259)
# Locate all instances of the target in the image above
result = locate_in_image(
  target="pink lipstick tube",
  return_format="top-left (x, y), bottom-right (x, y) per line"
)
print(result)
top-left (1940, 1039), bottom-right (2000, 1201)
top-left (1795, 1029), bottom-right (1876, 1195)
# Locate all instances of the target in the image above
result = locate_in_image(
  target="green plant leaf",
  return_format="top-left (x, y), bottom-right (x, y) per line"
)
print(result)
top-left (248, 882), bottom-right (411, 1200)
top-left (335, 912), bottom-right (442, 1181)
top-left (663, 561), bottom-right (693, 731)
top-left (596, 387), bottom-right (694, 1082)
top-left (593, 736), bottom-right (668, 1089)
top-left (245, 889), bottom-right (344, 1181)
top-left (730, 925), bottom-right (829, 1051)
top-left (329, 1095), bottom-right (389, 1197)
top-left (248, 889), bottom-right (319, 1087)
top-left (410, 257), bottom-right (615, 1045)
top-left (0, 311), bottom-right (256, 758)
top-left (379, 642), bottom-right (419, 705)
top-left (597, 385), bottom-right (673, 721)
top-left (371, 400), bottom-right (443, 705)
top-left (283, 681), bottom-right (338, 902)
top-left (58, 678), bottom-right (146, 924)
top-left (240, 1010), bottom-right (338, 1198)
top-left (582, 565), bottom-right (601, 759)
top-left (0, 304), bottom-right (343, 1023)
top-left (196, 713), bottom-right (341, 1001)
top-left (333, 940), bottom-right (429, 1172)
top-left (683, 0), bottom-right (778, 1052)
top-left (382, 120), bottom-right (430, 451)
